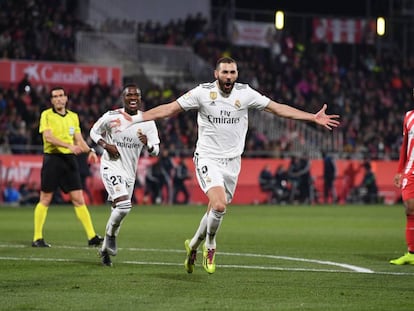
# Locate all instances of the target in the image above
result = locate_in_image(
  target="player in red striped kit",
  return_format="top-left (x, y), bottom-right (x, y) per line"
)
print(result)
top-left (390, 90), bottom-right (414, 265)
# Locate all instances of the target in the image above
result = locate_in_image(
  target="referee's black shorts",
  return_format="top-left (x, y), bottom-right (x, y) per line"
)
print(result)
top-left (41, 153), bottom-right (82, 193)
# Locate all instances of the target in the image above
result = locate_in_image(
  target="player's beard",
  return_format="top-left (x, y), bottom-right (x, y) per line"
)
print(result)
top-left (218, 79), bottom-right (235, 94)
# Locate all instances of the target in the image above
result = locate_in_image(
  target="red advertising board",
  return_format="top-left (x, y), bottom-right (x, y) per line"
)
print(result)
top-left (0, 60), bottom-right (122, 90)
top-left (0, 155), bottom-right (401, 205)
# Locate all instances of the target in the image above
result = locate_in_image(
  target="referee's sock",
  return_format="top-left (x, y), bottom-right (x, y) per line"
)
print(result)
top-left (33, 202), bottom-right (48, 241)
top-left (74, 204), bottom-right (96, 239)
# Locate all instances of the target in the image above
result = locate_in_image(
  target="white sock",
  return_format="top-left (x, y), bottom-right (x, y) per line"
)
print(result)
top-left (105, 200), bottom-right (131, 236)
top-left (189, 212), bottom-right (208, 249)
top-left (205, 209), bottom-right (225, 249)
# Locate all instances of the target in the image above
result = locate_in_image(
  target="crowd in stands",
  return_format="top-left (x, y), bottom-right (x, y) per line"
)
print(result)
top-left (100, 12), bottom-right (208, 49)
top-left (0, 0), bottom-right (92, 61)
top-left (1, 0), bottom-right (414, 161)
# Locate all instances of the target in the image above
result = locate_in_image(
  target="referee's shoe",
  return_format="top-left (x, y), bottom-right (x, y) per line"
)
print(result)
top-left (32, 239), bottom-right (51, 248)
top-left (88, 235), bottom-right (103, 247)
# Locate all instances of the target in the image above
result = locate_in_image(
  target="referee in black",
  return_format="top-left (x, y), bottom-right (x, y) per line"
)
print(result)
top-left (32, 86), bottom-right (102, 247)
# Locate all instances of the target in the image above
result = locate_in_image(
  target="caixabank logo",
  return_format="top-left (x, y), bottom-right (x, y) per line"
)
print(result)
top-left (0, 60), bottom-right (122, 90)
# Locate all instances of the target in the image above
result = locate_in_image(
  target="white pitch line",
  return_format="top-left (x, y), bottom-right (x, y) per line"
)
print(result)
top-left (0, 243), bottom-right (413, 276)
top-left (0, 256), bottom-right (413, 276)
top-left (218, 252), bottom-right (374, 273)
top-left (105, 247), bottom-right (373, 273)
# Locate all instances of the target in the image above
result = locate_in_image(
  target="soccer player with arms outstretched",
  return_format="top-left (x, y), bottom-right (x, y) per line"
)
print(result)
top-left (124, 57), bottom-right (340, 273)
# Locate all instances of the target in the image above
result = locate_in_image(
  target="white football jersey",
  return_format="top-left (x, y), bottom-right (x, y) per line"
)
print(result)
top-left (177, 81), bottom-right (270, 158)
top-left (90, 109), bottom-right (160, 180)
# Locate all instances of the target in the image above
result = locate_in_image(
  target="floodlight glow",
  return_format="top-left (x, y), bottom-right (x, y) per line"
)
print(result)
top-left (275, 11), bottom-right (284, 30)
top-left (377, 17), bottom-right (385, 36)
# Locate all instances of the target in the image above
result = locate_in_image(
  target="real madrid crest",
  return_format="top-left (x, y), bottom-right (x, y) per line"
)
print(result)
top-left (234, 100), bottom-right (241, 109)
top-left (210, 92), bottom-right (217, 101)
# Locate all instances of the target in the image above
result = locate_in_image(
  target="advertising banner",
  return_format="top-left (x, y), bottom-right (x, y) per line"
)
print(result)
top-left (231, 20), bottom-right (276, 48)
top-left (0, 155), bottom-right (400, 205)
top-left (0, 60), bottom-right (122, 90)
top-left (312, 18), bottom-right (376, 44)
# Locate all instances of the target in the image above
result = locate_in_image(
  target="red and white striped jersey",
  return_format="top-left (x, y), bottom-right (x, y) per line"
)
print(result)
top-left (398, 110), bottom-right (414, 175)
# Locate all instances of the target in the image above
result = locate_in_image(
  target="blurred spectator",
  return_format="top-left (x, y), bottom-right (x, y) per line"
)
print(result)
top-left (258, 164), bottom-right (274, 203)
top-left (173, 157), bottom-right (191, 204)
top-left (159, 149), bottom-right (175, 204)
top-left (322, 151), bottom-right (337, 204)
top-left (18, 74), bottom-right (32, 94)
top-left (3, 180), bottom-right (21, 206)
top-left (143, 159), bottom-right (163, 204)
top-left (288, 154), bottom-right (312, 204)
top-left (273, 165), bottom-right (291, 204)
top-left (8, 118), bottom-right (29, 154)
top-left (342, 161), bottom-right (360, 203)
top-left (19, 182), bottom-right (40, 205)
top-left (358, 161), bottom-right (379, 204)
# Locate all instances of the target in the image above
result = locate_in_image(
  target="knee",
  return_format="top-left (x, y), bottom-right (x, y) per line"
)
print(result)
top-left (70, 190), bottom-right (85, 206)
top-left (210, 201), bottom-right (227, 213)
top-left (406, 206), bottom-right (414, 216)
top-left (39, 192), bottom-right (53, 206)
top-left (114, 199), bottom-right (132, 215)
top-left (404, 199), bottom-right (414, 215)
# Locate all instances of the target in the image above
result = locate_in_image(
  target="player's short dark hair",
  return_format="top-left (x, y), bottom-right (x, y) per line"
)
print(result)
top-left (122, 83), bottom-right (140, 95)
top-left (216, 57), bottom-right (236, 69)
top-left (50, 86), bottom-right (65, 97)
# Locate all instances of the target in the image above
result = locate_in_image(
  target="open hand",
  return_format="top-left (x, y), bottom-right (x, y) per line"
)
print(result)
top-left (314, 104), bottom-right (340, 130)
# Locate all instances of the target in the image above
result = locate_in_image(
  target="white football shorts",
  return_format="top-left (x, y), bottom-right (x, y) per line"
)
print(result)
top-left (193, 154), bottom-right (241, 203)
top-left (101, 167), bottom-right (135, 201)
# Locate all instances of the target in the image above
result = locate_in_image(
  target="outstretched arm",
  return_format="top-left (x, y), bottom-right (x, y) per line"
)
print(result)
top-left (122, 101), bottom-right (184, 123)
top-left (264, 101), bottom-right (340, 130)
top-left (143, 101), bottom-right (183, 121)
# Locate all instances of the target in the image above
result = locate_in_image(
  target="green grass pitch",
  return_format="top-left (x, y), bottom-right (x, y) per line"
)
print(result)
top-left (1, 203), bottom-right (413, 311)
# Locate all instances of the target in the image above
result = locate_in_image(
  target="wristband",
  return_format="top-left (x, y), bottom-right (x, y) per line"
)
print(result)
top-left (89, 148), bottom-right (96, 153)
